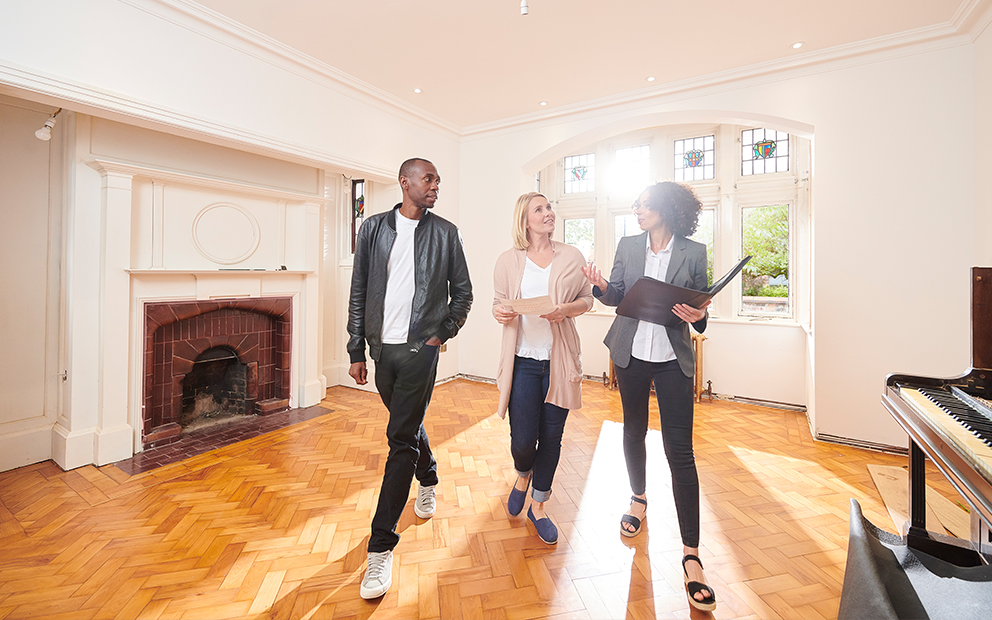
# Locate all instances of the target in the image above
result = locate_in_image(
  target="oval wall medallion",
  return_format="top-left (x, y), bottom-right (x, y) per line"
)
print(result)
top-left (191, 203), bottom-right (260, 265)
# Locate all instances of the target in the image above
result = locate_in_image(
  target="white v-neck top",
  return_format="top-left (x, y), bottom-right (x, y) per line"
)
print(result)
top-left (630, 234), bottom-right (676, 363)
top-left (515, 257), bottom-right (553, 360)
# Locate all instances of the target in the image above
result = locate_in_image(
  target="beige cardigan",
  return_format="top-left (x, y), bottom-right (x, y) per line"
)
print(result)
top-left (492, 241), bottom-right (593, 418)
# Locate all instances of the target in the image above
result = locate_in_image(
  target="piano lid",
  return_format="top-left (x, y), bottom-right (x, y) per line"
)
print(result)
top-left (975, 267), bottom-right (992, 371)
top-left (886, 267), bottom-right (992, 394)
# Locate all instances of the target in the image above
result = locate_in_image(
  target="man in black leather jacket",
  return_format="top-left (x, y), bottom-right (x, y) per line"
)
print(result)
top-left (348, 158), bottom-right (472, 599)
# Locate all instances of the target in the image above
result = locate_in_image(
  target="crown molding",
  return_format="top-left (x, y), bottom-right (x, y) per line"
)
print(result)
top-left (124, 0), bottom-right (460, 137)
top-left (952, 0), bottom-right (992, 36)
top-left (88, 157), bottom-right (327, 202)
top-left (3, 0), bottom-right (989, 150)
top-left (461, 7), bottom-right (984, 138)
top-left (0, 60), bottom-right (396, 182)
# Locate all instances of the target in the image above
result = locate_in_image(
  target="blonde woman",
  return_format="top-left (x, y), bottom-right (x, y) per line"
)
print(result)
top-left (492, 192), bottom-right (592, 544)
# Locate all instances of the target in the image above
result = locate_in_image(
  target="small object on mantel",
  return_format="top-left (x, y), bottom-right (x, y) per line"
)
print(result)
top-left (256, 398), bottom-right (290, 416)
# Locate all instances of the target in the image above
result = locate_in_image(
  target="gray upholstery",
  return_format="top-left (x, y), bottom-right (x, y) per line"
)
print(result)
top-left (839, 499), bottom-right (992, 620)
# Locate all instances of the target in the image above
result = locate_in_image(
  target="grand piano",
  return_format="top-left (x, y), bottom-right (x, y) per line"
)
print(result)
top-left (881, 266), bottom-right (992, 563)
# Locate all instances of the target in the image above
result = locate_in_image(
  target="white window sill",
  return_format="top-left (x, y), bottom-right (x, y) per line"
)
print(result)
top-left (577, 309), bottom-right (803, 328)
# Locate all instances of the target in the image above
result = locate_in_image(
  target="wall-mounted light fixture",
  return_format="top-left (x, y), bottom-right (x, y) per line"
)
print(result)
top-left (35, 108), bottom-right (62, 141)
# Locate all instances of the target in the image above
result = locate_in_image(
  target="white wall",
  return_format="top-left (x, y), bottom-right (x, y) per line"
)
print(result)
top-left (1, 0), bottom-right (985, 461)
top-left (458, 43), bottom-right (977, 448)
top-left (0, 0), bottom-right (464, 470)
top-left (51, 115), bottom-right (329, 469)
top-left (0, 95), bottom-right (63, 471)
top-left (976, 24), bottom-right (992, 268)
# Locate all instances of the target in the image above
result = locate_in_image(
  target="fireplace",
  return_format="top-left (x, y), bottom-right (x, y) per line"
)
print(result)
top-left (143, 297), bottom-right (292, 448)
top-left (180, 346), bottom-right (249, 430)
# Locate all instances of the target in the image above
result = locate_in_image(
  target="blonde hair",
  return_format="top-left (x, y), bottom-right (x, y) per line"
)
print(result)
top-left (511, 192), bottom-right (551, 250)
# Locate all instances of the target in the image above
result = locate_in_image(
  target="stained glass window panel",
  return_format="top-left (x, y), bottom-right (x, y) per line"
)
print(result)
top-left (611, 145), bottom-right (651, 197)
top-left (741, 129), bottom-right (789, 176)
top-left (564, 153), bottom-right (595, 194)
top-left (351, 179), bottom-right (365, 254)
top-left (564, 218), bottom-right (595, 262)
top-left (741, 204), bottom-right (790, 315)
top-left (674, 135), bottom-right (715, 182)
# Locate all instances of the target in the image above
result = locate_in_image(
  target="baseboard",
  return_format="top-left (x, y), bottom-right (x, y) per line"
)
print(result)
top-left (450, 373), bottom-right (495, 385)
top-left (0, 425), bottom-right (53, 473)
top-left (814, 432), bottom-right (907, 455)
top-left (721, 395), bottom-right (806, 412)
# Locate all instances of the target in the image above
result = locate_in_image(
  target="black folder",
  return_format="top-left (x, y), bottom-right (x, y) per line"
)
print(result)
top-left (615, 256), bottom-right (752, 327)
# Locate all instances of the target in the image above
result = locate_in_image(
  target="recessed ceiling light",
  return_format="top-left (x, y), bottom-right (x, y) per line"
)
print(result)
top-left (646, 76), bottom-right (655, 82)
top-left (540, 101), bottom-right (547, 106)
top-left (413, 88), bottom-right (422, 93)
top-left (791, 41), bottom-right (804, 49)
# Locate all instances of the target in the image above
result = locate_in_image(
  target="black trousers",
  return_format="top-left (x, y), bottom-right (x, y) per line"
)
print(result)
top-left (614, 357), bottom-right (700, 548)
top-left (368, 343), bottom-right (440, 553)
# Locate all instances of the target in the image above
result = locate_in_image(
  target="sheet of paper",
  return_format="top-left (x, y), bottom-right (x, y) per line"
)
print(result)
top-left (499, 296), bottom-right (555, 315)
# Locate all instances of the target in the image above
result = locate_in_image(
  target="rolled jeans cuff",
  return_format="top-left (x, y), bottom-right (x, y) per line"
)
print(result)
top-left (515, 467), bottom-right (532, 479)
top-left (531, 487), bottom-right (551, 503)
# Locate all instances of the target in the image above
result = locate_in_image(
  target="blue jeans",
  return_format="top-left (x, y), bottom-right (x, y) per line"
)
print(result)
top-left (508, 356), bottom-right (569, 503)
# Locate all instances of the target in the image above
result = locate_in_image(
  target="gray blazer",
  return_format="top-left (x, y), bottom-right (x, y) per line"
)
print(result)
top-left (594, 232), bottom-right (708, 378)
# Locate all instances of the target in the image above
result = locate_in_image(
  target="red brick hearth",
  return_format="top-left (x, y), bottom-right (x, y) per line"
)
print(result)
top-left (143, 297), bottom-right (292, 449)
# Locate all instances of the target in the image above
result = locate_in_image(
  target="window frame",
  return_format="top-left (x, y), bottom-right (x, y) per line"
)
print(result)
top-left (546, 125), bottom-right (809, 324)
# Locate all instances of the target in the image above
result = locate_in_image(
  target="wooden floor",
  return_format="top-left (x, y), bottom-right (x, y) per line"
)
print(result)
top-left (0, 379), bottom-right (960, 620)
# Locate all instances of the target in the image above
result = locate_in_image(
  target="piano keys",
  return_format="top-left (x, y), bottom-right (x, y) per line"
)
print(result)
top-left (882, 267), bottom-right (992, 562)
top-left (897, 386), bottom-right (992, 480)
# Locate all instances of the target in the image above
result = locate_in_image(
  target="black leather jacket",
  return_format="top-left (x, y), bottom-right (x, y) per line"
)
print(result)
top-left (347, 205), bottom-right (473, 363)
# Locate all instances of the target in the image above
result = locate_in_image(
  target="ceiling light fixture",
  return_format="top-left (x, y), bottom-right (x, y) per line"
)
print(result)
top-left (792, 41), bottom-right (804, 49)
top-left (646, 76), bottom-right (655, 82)
top-left (414, 88), bottom-right (422, 93)
top-left (520, 0), bottom-right (528, 15)
top-left (35, 108), bottom-right (61, 141)
top-left (539, 101), bottom-right (547, 106)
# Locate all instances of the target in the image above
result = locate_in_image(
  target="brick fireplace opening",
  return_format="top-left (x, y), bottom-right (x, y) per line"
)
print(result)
top-left (180, 346), bottom-right (249, 431)
top-left (143, 297), bottom-right (292, 449)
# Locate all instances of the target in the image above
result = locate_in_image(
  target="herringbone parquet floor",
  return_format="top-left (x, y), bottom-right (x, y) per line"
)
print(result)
top-left (0, 379), bottom-right (959, 619)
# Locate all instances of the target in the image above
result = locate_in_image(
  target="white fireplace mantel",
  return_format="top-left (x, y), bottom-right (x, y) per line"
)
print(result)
top-left (53, 157), bottom-right (326, 470)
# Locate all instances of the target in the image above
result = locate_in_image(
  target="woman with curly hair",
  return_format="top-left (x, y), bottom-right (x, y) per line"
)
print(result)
top-left (581, 181), bottom-right (716, 612)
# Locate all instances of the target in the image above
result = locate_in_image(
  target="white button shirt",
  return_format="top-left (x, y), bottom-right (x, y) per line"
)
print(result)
top-left (630, 234), bottom-right (676, 363)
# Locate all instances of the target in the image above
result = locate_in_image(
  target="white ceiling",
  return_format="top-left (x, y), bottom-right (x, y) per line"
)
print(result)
top-left (194, 0), bottom-right (975, 129)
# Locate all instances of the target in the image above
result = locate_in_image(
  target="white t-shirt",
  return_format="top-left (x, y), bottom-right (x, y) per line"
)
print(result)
top-left (631, 235), bottom-right (676, 363)
top-left (515, 257), bottom-right (553, 360)
top-left (382, 211), bottom-right (420, 344)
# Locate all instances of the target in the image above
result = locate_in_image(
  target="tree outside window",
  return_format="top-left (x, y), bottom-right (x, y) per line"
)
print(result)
top-left (741, 204), bottom-right (789, 315)
top-left (564, 218), bottom-right (595, 263)
top-left (689, 209), bottom-right (714, 287)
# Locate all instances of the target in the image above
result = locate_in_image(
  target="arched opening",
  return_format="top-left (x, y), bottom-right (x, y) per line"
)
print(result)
top-left (519, 110), bottom-right (814, 414)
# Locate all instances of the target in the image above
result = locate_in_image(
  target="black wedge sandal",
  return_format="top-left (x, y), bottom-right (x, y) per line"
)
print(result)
top-left (682, 554), bottom-right (717, 611)
top-left (619, 495), bottom-right (647, 538)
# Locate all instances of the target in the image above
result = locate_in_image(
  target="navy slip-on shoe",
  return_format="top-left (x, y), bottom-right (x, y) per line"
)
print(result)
top-left (507, 477), bottom-right (529, 516)
top-left (527, 506), bottom-right (558, 544)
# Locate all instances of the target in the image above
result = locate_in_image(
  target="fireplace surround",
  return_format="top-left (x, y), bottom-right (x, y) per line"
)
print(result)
top-left (143, 297), bottom-right (292, 448)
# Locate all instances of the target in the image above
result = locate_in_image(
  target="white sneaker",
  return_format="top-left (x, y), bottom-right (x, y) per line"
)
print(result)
top-left (360, 550), bottom-right (393, 599)
top-left (414, 483), bottom-right (436, 519)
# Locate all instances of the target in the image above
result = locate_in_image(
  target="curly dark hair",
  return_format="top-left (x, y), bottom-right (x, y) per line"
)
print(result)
top-left (644, 181), bottom-right (702, 238)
